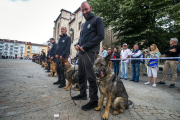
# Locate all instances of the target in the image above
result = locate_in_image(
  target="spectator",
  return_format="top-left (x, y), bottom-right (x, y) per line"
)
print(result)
top-left (113, 47), bottom-right (120, 76)
top-left (100, 46), bottom-right (108, 58)
top-left (120, 43), bottom-right (131, 80)
top-left (129, 44), bottom-right (142, 82)
top-left (169, 59), bottom-right (180, 78)
top-left (144, 44), bottom-right (161, 87)
top-left (107, 48), bottom-right (113, 55)
top-left (178, 87), bottom-right (180, 92)
top-left (140, 51), bottom-right (147, 76)
top-left (157, 38), bottom-right (180, 88)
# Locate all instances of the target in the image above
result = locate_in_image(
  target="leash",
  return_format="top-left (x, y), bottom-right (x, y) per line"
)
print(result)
top-left (70, 52), bottom-right (79, 105)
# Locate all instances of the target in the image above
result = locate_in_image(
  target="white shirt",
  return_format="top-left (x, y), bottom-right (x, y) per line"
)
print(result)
top-left (120, 48), bottom-right (131, 63)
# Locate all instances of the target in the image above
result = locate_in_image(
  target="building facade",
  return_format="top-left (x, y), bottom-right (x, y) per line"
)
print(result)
top-left (0, 39), bottom-right (25, 58)
top-left (24, 43), bottom-right (48, 58)
top-left (0, 39), bottom-right (48, 59)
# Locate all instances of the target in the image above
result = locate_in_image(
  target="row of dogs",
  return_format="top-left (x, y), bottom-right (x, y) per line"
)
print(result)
top-left (35, 55), bottom-right (132, 120)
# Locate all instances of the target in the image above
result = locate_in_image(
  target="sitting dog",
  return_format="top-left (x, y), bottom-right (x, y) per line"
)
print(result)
top-left (44, 61), bottom-right (48, 70)
top-left (62, 58), bottom-right (79, 91)
top-left (94, 55), bottom-right (132, 120)
top-left (48, 59), bottom-right (58, 77)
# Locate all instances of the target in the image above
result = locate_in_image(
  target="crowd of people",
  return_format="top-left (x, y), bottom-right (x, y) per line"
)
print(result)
top-left (99, 38), bottom-right (180, 90)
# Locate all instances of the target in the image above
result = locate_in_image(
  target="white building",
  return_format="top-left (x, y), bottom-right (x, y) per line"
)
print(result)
top-left (0, 39), bottom-right (25, 58)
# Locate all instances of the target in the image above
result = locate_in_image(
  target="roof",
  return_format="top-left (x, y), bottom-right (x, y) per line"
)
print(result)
top-left (0, 39), bottom-right (26, 44)
top-left (69, 17), bottom-right (76, 24)
top-left (54, 9), bottom-right (75, 22)
top-left (26, 42), bottom-right (48, 47)
top-left (74, 7), bottom-right (81, 14)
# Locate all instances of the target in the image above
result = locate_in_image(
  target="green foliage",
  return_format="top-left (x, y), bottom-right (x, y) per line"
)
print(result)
top-left (89, 0), bottom-right (180, 53)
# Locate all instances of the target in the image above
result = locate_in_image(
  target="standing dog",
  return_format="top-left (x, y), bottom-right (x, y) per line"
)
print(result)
top-left (62, 59), bottom-right (79, 91)
top-left (94, 55), bottom-right (132, 120)
top-left (48, 59), bottom-right (58, 77)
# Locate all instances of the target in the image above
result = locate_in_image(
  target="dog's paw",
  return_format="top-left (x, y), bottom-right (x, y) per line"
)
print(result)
top-left (55, 75), bottom-right (58, 77)
top-left (112, 110), bottom-right (120, 115)
top-left (94, 107), bottom-right (101, 111)
top-left (102, 114), bottom-right (108, 120)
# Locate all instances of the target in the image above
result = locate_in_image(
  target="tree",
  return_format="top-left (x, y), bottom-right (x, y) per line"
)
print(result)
top-left (89, 0), bottom-right (180, 53)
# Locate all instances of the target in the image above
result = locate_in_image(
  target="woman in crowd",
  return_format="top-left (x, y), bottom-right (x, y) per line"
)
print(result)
top-left (112, 47), bottom-right (120, 76)
top-left (144, 44), bottom-right (161, 87)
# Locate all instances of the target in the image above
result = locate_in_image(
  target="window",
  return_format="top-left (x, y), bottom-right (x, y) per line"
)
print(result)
top-left (14, 47), bottom-right (18, 49)
top-left (27, 50), bottom-right (30, 53)
top-left (28, 46), bottom-right (30, 49)
top-left (27, 54), bottom-right (29, 56)
top-left (5, 44), bottom-right (8, 47)
top-left (5, 47), bottom-right (8, 50)
top-left (10, 48), bottom-right (13, 50)
top-left (0, 46), bottom-right (3, 49)
top-left (21, 46), bottom-right (23, 48)
top-left (79, 22), bottom-right (81, 30)
top-left (31, 46), bottom-right (40, 54)
top-left (10, 45), bottom-right (13, 47)
top-left (42, 48), bottom-right (45, 50)
top-left (0, 42), bottom-right (3, 45)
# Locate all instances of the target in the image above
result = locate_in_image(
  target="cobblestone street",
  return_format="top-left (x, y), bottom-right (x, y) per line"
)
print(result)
top-left (0, 59), bottom-right (180, 120)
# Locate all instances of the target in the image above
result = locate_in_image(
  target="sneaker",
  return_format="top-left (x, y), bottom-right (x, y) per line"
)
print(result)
top-left (144, 82), bottom-right (151, 85)
top-left (71, 94), bottom-right (87, 100)
top-left (119, 77), bottom-right (123, 79)
top-left (152, 84), bottom-right (156, 87)
top-left (81, 101), bottom-right (98, 111)
top-left (143, 74), bottom-right (147, 76)
top-left (157, 81), bottom-right (165, 84)
top-left (169, 84), bottom-right (175, 88)
top-left (124, 78), bottom-right (128, 80)
top-left (130, 79), bottom-right (135, 81)
top-left (53, 81), bottom-right (61, 85)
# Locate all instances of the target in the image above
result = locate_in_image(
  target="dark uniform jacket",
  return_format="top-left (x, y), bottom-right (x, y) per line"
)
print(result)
top-left (56, 34), bottom-right (71, 59)
top-left (47, 51), bottom-right (50, 60)
top-left (75, 13), bottom-right (104, 54)
top-left (50, 42), bottom-right (57, 58)
top-left (41, 52), bottom-right (46, 60)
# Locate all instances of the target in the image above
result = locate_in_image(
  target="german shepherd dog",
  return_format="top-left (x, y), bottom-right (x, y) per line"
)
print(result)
top-left (94, 55), bottom-right (132, 120)
top-left (62, 58), bottom-right (79, 91)
top-left (48, 59), bottom-right (58, 77)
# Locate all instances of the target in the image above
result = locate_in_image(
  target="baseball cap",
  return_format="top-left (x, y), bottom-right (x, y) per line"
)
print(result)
top-left (108, 48), bottom-right (111, 50)
top-left (123, 43), bottom-right (127, 46)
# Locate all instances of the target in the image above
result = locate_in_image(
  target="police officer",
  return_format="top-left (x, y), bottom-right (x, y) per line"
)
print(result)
top-left (46, 47), bottom-right (51, 72)
top-left (53, 27), bottom-right (71, 88)
top-left (72, 2), bottom-right (104, 111)
top-left (49, 38), bottom-right (57, 77)
top-left (40, 51), bottom-right (46, 65)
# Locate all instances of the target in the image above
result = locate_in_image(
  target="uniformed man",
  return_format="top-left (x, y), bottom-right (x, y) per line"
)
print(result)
top-left (53, 27), bottom-right (71, 88)
top-left (49, 38), bottom-right (57, 77)
top-left (72, 2), bottom-right (104, 111)
top-left (46, 47), bottom-right (51, 72)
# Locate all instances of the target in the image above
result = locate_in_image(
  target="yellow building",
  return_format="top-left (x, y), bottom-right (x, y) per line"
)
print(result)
top-left (24, 42), bottom-right (48, 58)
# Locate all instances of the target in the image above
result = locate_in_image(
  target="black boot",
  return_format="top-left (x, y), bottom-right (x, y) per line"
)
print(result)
top-left (81, 101), bottom-right (98, 111)
top-left (58, 84), bottom-right (66, 88)
top-left (71, 94), bottom-right (87, 100)
top-left (53, 78), bottom-right (61, 85)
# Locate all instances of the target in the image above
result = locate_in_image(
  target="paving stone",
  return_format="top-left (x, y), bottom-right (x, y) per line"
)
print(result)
top-left (148, 115), bottom-right (158, 120)
top-left (153, 114), bottom-right (166, 119)
top-left (170, 114), bottom-right (180, 120)
top-left (149, 110), bottom-right (158, 114)
top-left (162, 113), bottom-right (173, 119)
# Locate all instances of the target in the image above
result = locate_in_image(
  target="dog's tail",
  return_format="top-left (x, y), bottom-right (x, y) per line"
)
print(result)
top-left (126, 100), bottom-right (133, 109)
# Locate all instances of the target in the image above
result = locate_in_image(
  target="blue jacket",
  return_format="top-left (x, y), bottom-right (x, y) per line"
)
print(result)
top-left (56, 34), bottom-right (71, 59)
top-left (75, 13), bottom-right (104, 54)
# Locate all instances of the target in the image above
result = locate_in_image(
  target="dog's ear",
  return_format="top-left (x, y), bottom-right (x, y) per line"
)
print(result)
top-left (104, 54), bottom-right (111, 64)
top-left (62, 58), bottom-right (69, 64)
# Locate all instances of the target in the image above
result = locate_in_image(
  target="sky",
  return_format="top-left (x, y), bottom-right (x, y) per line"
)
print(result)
top-left (0, 0), bottom-right (85, 44)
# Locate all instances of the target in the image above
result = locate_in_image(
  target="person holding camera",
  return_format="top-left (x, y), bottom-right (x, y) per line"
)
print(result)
top-left (144, 44), bottom-right (161, 87)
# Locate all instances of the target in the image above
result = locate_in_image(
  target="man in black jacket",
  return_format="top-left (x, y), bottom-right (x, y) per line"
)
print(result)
top-left (157, 38), bottom-right (180, 88)
top-left (46, 47), bottom-right (51, 72)
top-left (49, 38), bottom-right (57, 63)
top-left (72, 2), bottom-right (104, 111)
top-left (53, 27), bottom-right (71, 88)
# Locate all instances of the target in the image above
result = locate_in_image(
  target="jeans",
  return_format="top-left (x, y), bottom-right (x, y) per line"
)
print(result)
top-left (113, 61), bottom-right (119, 76)
top-left (131, 63), bottom-right (140, 81)
top-left (169, 64), bottom-right (180, 78)
top-left (121, 62), bottom-right (129, 78)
